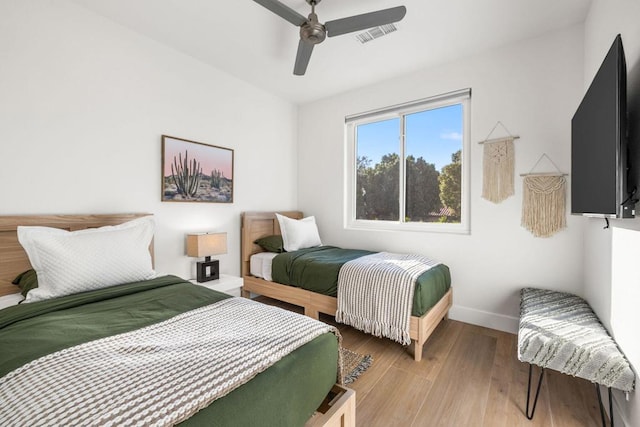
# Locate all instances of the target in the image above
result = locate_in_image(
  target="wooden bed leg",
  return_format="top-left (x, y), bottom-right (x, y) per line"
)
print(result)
top-left (444, 311), bottom-right (449, 321)
top-left (241, 288), bottom-right (250, 299)
top-left (414, 340), bottom-right (424, 362)
top-left (304, 307), bottom-right (320, 320)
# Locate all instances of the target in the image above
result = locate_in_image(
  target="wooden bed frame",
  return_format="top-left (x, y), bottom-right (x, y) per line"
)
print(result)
top-left (240, 211), bottom-right (453, 362)
top-left (0, 212), bottom-right (356, 427)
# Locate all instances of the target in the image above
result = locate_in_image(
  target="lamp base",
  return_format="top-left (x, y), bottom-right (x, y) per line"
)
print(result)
top-left (196, 259), bottom-right (219, 282)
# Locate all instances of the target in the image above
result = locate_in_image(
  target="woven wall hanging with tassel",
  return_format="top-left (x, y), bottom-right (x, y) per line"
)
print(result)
top-left (479, 122), bottom-right (519, 203)
top-left (520, 154), bottom-right (567, 238)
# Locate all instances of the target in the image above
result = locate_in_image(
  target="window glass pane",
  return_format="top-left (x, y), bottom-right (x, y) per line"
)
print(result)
top-left (405, 104), bottom-right (462, 223)
top-left (356, 118), bottom-right (400, 221)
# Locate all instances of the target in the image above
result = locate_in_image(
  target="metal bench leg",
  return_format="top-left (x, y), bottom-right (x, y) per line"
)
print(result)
top-left (526, 364), bottom-right (545, 420)
top-left (595, 384), bottom-right (614, 427)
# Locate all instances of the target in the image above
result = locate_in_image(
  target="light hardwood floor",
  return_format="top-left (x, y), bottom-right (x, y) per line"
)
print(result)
top-left (255, 296), bottom-right (607, 427)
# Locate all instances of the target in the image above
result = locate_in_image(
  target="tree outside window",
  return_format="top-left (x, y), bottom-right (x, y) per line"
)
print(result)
top-left (352, 101), bottom-right (465, 227)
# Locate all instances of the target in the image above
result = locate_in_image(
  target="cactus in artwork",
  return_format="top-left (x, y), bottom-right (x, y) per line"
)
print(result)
top-left (210, 169), bottom-right (223, 190)
top-left (171, 150), bottom-right (202, 198)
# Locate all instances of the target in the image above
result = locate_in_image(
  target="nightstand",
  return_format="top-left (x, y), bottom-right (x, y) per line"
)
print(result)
top-left (190, 274), bottom-right (243, 297)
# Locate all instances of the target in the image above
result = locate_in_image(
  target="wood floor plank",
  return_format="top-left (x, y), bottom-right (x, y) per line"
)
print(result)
top-left (483, 331), bottom-right (553, 427)
top-left (356, 366), bottom-right (432, 427)
top-left (546, 369), bottom-right (604, 427)
top-left (413, 324), bottom-right (497, 426)
top-left (482, 330), bottom-right (515, 426)
top-left (252, 297), bottom-right (607, 426)
top-left (345, 334), bottom-right (405, 404)
top-left (511, 354), bottom-right (555, 427)
top-left (392, 319), bottom-right (463, 382)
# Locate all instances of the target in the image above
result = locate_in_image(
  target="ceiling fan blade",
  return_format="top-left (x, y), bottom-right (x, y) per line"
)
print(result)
top-left (293, 39), bottom-right (314, 76)
top-left (325, 6), bottom-right (407, 37)
top-left (253, 0), bottom-right (307, 27)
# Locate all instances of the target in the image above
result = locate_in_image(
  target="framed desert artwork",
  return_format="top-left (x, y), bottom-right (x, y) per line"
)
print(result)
top-left (161, 135), bottom-right (234, 203)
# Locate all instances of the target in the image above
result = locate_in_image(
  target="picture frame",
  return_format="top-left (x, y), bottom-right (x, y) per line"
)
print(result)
top-left (161, 135), bottom-right (234, 203)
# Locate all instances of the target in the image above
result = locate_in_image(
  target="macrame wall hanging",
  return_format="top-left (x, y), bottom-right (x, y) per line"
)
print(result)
top-left (520, 154), bottom-right (568, 238)
top-left (479, 122), bottom-right (519, 203)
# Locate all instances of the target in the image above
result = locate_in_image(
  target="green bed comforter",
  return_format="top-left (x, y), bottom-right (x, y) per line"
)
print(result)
top-left (272, 246), bottom-right (451, 317)
top-left (0, 275), bottom-right (338, 426)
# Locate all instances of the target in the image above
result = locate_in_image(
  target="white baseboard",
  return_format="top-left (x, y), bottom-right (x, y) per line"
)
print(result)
top-left (449, 304), bottom-right (519, 334)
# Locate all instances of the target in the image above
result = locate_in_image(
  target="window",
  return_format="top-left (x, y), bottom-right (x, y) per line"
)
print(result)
top-left (345, 89), bottom-right (470, 233)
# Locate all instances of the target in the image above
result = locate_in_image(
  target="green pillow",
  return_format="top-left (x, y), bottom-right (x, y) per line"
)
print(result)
top-left (253, 235), bottom-right (285, 253)
top-left (12, 269), bottom-right (39, 297)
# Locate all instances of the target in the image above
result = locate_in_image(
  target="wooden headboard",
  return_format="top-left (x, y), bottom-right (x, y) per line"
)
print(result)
top-left (240, 211), bottom-right (303, 278)
top-left (0, 213), bottom-right (153, 297)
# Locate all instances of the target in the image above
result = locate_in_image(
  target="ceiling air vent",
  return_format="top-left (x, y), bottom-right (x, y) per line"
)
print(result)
top-left (355, 23), bottom-right (398, 44)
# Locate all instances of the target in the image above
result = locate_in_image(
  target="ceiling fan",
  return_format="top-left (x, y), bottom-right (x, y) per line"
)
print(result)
top-left (253, 0), bottom-right (407, 76)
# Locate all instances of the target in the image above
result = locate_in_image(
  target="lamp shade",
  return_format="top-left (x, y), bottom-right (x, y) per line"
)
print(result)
top-left (186, 232), bottom-right (227, 257)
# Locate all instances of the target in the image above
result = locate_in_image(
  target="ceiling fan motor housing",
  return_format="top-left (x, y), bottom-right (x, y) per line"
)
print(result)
top-left (300, 12), bottom-right (326, 44)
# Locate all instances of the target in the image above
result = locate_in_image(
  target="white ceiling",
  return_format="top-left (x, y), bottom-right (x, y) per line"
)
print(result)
top-left (72, 0), bottom-right (592, 104)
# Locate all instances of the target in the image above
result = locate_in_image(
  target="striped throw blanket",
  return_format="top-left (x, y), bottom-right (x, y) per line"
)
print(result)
top-left (0, 298), bottom-right (340, 427)
top-left (336, 252), bottom-right (440, 345)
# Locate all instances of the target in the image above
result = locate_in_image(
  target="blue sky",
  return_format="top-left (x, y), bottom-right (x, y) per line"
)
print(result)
top-left (356, 104), bottom-right (463, 171)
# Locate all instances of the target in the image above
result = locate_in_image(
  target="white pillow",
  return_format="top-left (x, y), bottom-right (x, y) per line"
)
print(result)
top-left (0, 293), bottom-right (24, 310)
top-left (276, 213), bottom-right (322, 252)
top-left (18, 216), bottom-right (156, 303)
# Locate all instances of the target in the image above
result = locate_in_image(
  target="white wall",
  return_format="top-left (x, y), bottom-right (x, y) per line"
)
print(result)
top-left (298, 26), bottom-right (585, 333)
top-left (0, 0), bottom-right (298, 279)
top-left (583, 1), bottom-right (640, 425)
top-left (3, 0), bottom-right (633, 421)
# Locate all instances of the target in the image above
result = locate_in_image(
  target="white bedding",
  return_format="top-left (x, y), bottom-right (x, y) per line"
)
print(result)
top-left (0, 292), bottom-right (24, 310)
top-left (250, 252), bottom-right (278, 281)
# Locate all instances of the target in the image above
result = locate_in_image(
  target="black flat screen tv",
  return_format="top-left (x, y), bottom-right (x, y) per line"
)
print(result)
top-left (571, 34), bottom-right (634, 218)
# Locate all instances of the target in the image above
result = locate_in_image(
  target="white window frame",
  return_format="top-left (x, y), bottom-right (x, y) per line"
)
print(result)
top-left (344, 88), bottom-right (471, 234)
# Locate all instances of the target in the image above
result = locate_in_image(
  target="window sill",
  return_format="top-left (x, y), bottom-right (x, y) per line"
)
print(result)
top-left (345, 219), bottom-right (470, 235)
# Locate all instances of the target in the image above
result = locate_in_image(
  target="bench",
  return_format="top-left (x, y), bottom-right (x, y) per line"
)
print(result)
top-left (518, 287), bottom-right (635, 426)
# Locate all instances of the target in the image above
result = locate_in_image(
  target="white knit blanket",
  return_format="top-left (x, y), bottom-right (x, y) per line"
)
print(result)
top-left (0, 298), bottom-right (340, 427)
top-left (336, 252), bottom-right (440, 345)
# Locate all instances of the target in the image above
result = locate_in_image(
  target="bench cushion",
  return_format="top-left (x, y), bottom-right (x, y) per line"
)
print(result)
top-left (518, 287), bottom-right (635, 392)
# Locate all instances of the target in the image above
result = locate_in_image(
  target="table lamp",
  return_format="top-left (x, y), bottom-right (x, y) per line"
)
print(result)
top-left (186, 232), bottom-right (227, 282)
